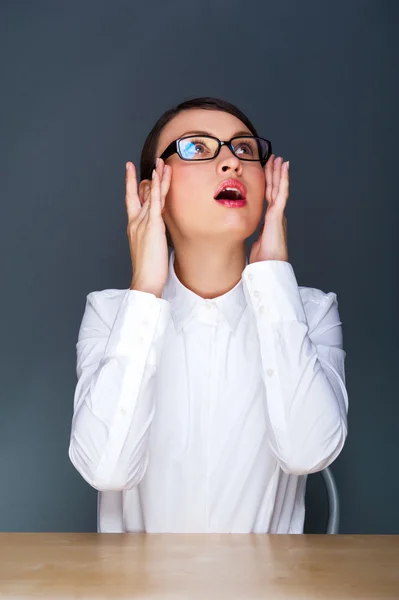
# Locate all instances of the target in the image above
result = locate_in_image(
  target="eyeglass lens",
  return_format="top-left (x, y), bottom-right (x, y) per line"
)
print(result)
top-left (178, 136), bottom-right (268, 161)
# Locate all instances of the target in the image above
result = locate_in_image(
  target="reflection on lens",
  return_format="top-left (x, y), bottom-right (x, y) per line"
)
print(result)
top-left (179, 137), bottom-right (219, 159)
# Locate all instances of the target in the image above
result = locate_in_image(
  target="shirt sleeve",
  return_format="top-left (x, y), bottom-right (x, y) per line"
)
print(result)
top-left (242, 260), bottom-right (348, 476)
top-left (68, 289), bottom-right (171, 491)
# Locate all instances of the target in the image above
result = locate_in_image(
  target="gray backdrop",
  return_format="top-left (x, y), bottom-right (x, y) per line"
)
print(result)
top-left (1, 0), bottom-right (398, 533)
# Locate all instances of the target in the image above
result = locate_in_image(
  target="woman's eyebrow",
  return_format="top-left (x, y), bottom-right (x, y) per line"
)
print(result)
top-left (180, 130), bottom-right (252, 138)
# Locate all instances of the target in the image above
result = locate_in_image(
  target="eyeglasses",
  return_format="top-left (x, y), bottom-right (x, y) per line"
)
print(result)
top-left (158, 135), bottom-right (272, 169)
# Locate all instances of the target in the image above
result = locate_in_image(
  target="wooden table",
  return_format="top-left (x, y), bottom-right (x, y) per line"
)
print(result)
top-left (0, 533), bottom-right (398, 599)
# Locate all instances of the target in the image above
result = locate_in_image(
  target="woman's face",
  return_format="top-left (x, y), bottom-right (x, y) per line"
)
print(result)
top-left (148, 109), bottom-right (266, 246)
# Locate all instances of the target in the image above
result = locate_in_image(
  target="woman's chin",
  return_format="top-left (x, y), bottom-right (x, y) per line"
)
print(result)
top-left (217, 216), bottom-right (259, 237)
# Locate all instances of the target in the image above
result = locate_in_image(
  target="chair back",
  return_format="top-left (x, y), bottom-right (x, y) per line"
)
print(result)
top-left (321, 466), bottom-right (340, 534)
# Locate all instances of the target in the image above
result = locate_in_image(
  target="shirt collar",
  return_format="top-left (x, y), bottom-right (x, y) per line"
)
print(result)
top-left (162, 250), bottom-right (248, 333)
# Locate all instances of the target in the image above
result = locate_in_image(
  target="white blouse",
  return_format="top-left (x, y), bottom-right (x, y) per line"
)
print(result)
top-left (69, 250), bottom-right (348, 533)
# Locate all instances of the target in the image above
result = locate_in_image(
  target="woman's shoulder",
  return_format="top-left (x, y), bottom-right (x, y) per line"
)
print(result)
top-left (298, 285), bottom-right (341, 333)
top-left (298, 285), bottom-right (338, 307)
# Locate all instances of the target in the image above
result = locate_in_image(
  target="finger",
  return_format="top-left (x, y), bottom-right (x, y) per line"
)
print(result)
top-left (272, 157), bottom-right (283, 203)
top-left (153, 156), bottom-right (165, 205)
top-left (135, 194), bottom-right (150, 225)
top-left (156, 157), bottom-right (172, 209)
top-left (277, 161), bottom-right (289, 206)
top-left (127, 197), bottom-right (150, 242)
top-left (265, 154), bottom-right (274, 204)
top-left (149, 168), bottom-right (162, 219)
top-left (152, 157), bottom-right (170, 213)
top-left (155, 156), bottom-right (164, 178)
top-left (125, 162), bottom-right (142, 221)
top-left (160, 164), bottom-right (172, 211)
top-left (155, 157), bottom-right (167, 209)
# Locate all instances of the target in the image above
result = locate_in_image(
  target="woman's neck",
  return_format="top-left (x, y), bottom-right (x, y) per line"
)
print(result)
top-left (172, 242), bottom-right (247, 300)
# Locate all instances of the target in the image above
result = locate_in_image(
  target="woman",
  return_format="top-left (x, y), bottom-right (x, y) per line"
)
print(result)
top-left (69, 97), bottom-right (348, 534)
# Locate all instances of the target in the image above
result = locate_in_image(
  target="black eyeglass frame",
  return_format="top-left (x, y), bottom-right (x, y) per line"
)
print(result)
top-left (157, 135), bottom-right (273, 170)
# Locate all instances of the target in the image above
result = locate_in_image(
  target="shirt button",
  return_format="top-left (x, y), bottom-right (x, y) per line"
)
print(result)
top-left (259, 305), bottom-right (265, 314)
top-left (254, 290), bottom-right (260, 297)
top-left (143, 320), bottom-right (150, 327)
top-left (205, 302), bottom-right (212, 310)
top-left (248, 273), bottom-right (253, 281)
top-left (120, 407), bottom-right (128, 416)
top-left (267, 368), bottom-right (274, 377)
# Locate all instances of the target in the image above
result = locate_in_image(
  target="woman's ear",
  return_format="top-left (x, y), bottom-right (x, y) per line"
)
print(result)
top-left (138, 180), bottom-right (151, 206)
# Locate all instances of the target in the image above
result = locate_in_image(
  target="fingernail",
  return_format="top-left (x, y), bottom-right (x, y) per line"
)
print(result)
top-left (286, 161), bottom-right (290, 171)
top-left (126, 162), bottom-right (129, 170)
top-left (152, 169), bottom-right (156, 179)
top-left (156, 158), bottom-right (160, 167)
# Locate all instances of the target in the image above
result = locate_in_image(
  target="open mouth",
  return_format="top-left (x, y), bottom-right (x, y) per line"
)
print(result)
top-left (213, 179), bottom-right (247, 204)
top-left (215, 188), bottom-right (245, 201)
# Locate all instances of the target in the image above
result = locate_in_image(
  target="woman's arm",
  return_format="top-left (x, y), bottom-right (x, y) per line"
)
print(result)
top-left (69, 288), bottom-right (171, 491)
top-left (242, 259), bottom-right (348, 476)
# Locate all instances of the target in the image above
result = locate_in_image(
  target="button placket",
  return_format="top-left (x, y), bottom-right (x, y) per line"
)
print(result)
top-left (206, 323), bottom-right (218, 531)
top-left (199, 300), bottom-right (219, 325)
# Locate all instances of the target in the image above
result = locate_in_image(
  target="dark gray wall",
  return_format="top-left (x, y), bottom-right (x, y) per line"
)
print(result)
top-left (1, 0), bottom-right (397, 534)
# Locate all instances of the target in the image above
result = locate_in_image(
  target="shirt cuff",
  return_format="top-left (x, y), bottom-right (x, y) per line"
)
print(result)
top-left (242, 260), bottom-right (307, 323)
top-left (103, 289), bottom-right (171, 367)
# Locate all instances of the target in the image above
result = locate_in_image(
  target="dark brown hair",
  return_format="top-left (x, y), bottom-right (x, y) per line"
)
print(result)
top-left (139, 97), bottom-right (261, 249)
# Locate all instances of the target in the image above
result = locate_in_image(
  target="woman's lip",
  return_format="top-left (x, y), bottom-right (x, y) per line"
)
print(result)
top-left (213, 178), bottom-right (247, 199)
top-left (215, 199), bottom-right (247, 208)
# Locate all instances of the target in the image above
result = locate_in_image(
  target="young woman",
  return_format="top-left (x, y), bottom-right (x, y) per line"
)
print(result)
top-left (69, 97), bottom-right (348, 534)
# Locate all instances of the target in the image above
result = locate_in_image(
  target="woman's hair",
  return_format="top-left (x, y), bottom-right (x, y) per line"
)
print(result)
top-left (139, 97), bottom-right (261, 249)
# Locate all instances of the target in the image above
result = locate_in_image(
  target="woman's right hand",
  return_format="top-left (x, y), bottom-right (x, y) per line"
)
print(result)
top-left (125, 157), bottom-right (172, 298)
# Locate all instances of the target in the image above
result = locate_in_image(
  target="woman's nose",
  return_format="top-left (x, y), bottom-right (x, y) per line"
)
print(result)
top-left (218, 146), bottom-right (242, 170)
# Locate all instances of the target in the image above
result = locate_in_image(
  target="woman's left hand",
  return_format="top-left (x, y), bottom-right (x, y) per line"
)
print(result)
top-left (249, 155), bottom-right (289, 264)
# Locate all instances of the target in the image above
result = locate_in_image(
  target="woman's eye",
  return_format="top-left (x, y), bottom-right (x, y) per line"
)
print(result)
top-left (190, 138), bottom-right (213, 155)
top-left (236, 144), bottom-right (253, 155)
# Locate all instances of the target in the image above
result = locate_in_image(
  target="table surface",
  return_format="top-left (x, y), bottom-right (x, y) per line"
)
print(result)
top-left (0, 533), bottom-right (398, 599)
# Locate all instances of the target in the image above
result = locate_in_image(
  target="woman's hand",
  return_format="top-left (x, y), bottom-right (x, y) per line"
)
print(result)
top-left (249, 155), bottom-right (289, 264)
top-left (126, 157), bottom-right (172, 298)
